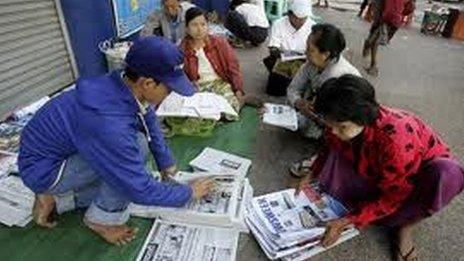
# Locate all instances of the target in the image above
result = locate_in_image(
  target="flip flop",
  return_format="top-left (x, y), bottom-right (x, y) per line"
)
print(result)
top-left (397, 245), bottom-right (419, 261)
top-left (289, 159), bottom-right (313, 178)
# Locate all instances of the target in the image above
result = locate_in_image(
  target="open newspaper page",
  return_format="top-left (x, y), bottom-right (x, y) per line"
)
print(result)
top-left (0, 176), bottom-right (34, 227)
top-left (136, 219), bottom-right (239, 261)
top-left (189, 147), bottom-right (251, 178)
top-left (246, 183), bottom-right (359, 260)
top-left (156, 92), bottom-right (237, 120)
top-left (262, 103), bottom-right (298, 131)
top-left (130, 173), bottom-right (252, 231)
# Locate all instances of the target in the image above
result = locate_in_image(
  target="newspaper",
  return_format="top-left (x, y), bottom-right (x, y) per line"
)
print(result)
top-left (156, 92), bottom-right (238, 121)
top-left (246, 184), bottom-right (359, 260)
top-left (189, 148), bottom-right (252, 178)
top-left (130, 172), bottom-right (253, 232)
top-left (262, 103), bottom-right (298, 131)
top-left (136, 219), bottom-right (239, 261)
top-left (0, 152), bottom-right (17, 179)
top-left (0, 176), bottom-right (34, 227)
top-left (280, 50), bottom-right (306, 62)
top-left (11, 96), bottom-right (50, 121)
top-left (0, 122), bottom-right (22, 155)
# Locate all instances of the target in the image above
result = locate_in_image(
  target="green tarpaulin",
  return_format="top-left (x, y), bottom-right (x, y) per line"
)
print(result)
top-left (0, 107), bottom-right (258, 261)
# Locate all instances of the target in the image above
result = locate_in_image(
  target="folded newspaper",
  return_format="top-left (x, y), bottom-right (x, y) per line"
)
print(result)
top-left (280, 50), bottom-right (306, 62)
top-left (189, 147), bottom-right (252, 178)
top-left (262, 103), bottom-right (298, 131)
top-left (246, 184), bottom-right (359, 260)
top-left (156, 92), bottom-right (238, 121)
top-left (0, 176), bottom-right (34, 227)
top-left (136, 219), bottom-right (239, 261)
top-left (0, 152), bottom-right (18, 179)
top-left (130, 172), bottom-right (253, 232)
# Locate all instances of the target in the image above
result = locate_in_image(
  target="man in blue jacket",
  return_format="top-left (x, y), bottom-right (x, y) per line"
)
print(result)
top-left (18, 36), bottom-right (214, 245)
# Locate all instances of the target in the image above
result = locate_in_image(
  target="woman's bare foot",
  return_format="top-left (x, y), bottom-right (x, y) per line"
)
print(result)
top-left (33, 194), bottom-right (57, 228)
top-left (396, 224), bottom-right (419, 261)
top-left (84, 218), bottom-right (138, 246)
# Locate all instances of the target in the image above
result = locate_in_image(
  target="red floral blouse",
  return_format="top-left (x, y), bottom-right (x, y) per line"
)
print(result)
top-left (313, 106), bottom-right (452, 227)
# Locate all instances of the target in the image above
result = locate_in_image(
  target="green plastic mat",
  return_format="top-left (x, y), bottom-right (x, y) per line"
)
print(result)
top-left (0, 107), bottom-right (258, 261)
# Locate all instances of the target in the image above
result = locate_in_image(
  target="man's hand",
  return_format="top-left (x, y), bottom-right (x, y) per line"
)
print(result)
top-left (321, 218), bottom-right (352, 247)
top-left (160, 165), bottom-right (178, 181)
top-left (190, 178), bottom-right (216, 200)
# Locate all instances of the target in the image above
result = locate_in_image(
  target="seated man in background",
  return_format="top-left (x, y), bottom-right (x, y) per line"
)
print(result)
top-left (141, 0), bottom-right (196, 44)
top-left (225, 0), bottom-right (270, 47)
top-left (19, 37), bottom-right (214, 245)
top-left (264, 0), bottom-right (315, 96)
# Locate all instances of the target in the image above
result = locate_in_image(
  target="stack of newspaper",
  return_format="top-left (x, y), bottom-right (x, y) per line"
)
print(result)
top-left (0, 123), bottom-right (22, 155)
top-left (262, 103), bottom-right (298, 131)
top-left (156, 92), bottom-right (238, 121)
top-left (0, 152), bottom-right (17, 179)
top-left (136, 219), bottom-right (239, 261)
top-left (245, 184), bottom-right (359, 260)
top-left (130, 172), bottom-right (253, 232)
top-left (189, 147), bottom-right (252, 178)
top-left (0, 176), bottom-right (34, 227)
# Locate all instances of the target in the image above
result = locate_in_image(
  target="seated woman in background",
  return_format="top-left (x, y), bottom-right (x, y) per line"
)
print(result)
top-left (165, 7), bottom-right (257, 137)
top-left (287, 23), bottom-right (360, 176)
top-left (225, 0), bottom-right (269, 47)
top-left (299, 74), bottom-right (464, 261)
top-left (264, 0), bottom-right (316, 96)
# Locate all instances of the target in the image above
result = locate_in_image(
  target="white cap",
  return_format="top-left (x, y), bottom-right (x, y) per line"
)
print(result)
top-left (289, 0), bottom-right (312, 19)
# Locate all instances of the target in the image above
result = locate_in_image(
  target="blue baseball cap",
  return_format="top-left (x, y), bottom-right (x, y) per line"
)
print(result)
top-left (125, 36), bottom-right (195, 96)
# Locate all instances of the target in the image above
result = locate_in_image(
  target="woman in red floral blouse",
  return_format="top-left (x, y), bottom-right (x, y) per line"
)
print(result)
top-left (299, 75), bottom-right (464, 260)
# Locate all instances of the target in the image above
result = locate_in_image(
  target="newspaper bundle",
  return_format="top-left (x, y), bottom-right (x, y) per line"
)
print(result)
top-left (0, 152), bottom-right (17, 179)
top-left (0, 123), bottom-right (22, 155)
top-left (189, 147), bottom-right (252, 178)
top-left (136, 219), bottom-right (239, 261)
top-left (262, 103), bottom-right (298, 131)
top-left (0, 176), bottom-right (34, 227)
top-left (156, 92), bottom-right (238, 121)
top-left (246, 184), bottom-right (359, 260)
top-left (130, 172), bottom-right (253, 232)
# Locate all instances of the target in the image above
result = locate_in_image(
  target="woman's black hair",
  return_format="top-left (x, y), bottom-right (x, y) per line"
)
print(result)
top-left (185, 7), bottom-right (206, 26)
top-left (314, 74), bottom-right (380, 126)
top-left (309, 23), bottom-right (346, 61)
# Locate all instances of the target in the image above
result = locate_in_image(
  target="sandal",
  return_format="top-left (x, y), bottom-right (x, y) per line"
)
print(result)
top-left (396, 246), bottom-right (419, 261)
top-left (289, 159), bottom-right (313, 178)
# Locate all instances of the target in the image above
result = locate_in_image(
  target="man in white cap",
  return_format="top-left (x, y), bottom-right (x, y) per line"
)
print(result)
top-left (264, 0), bottom-right (316, 96)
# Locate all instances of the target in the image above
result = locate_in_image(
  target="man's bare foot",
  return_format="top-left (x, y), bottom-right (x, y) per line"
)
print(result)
top-left (364, 66), bottom-right (379, 77)
top-left (33, 194), bottom-right (57, 228)
top-left (84, 218), bottom-right (138, 246)
top-left (395, 225), bottom-right (419, 261)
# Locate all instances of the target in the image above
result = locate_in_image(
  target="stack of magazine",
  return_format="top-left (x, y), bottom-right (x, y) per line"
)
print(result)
top-left (130, 172), bottom-right (253, 232)
top-left (0, 176), bottom-right (34, 227)
top-left (245, 183), bottom-right (359, 260)
top-left (135, 148), bottom-right (254, 261)
top-left (136, 219), bottom-right (239, 261)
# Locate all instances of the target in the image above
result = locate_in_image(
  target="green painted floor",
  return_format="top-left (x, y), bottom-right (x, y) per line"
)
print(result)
top-left (0, 107), bottom-right (258, 261)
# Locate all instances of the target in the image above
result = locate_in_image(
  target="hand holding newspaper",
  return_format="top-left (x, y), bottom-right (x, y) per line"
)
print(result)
top-left (246, 183), bottom-right (359, 260)
top-left (262, 103), bottom-right (298, 131)
top-left (156, 92), bottom-right (238, 120)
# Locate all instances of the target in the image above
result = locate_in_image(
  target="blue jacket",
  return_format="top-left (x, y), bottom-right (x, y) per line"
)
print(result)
top-left (18, 71), bottom-right (192, 207)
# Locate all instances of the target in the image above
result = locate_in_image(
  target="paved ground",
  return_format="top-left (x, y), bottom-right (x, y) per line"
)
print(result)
top-left (234, 3), bottom-right (464, 261)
